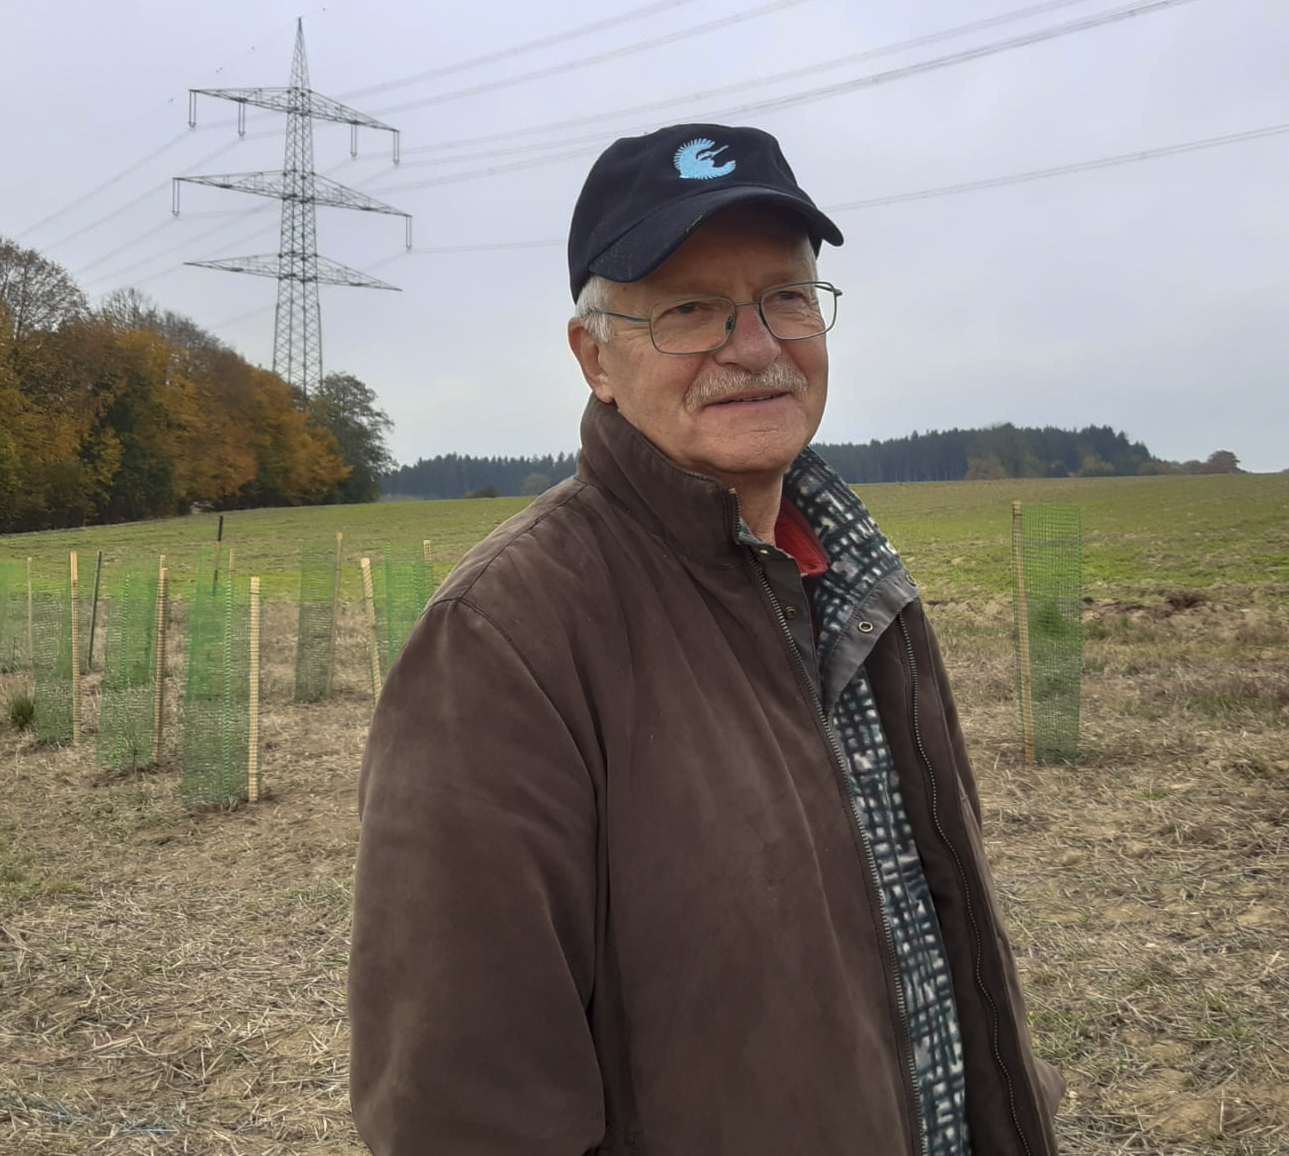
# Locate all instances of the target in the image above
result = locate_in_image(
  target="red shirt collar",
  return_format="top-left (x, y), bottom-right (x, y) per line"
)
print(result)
top-left (774, 498), bottom-right (830, 578)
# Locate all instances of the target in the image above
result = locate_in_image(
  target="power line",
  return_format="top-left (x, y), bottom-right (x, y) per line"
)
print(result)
top-left (399, 0), bottom-right (1102, 159)
top-left (364, 0), bottom-right (816, 119)
top-left (17, 131), bottom-right (192, 240)
top-left (354, 119), bottom-right (1289, 259)
top-left (172, 0), bottom-right (814, 154)
top-left (714, 0), bottom-right (1207, 122)
top-left (362, 0), bottom-right (1208, 199)
top-left (823, 121), bottom-right (1289, 211)
top-left (210, 301), bottom-right (277, 331)
top-left (50, 138), bottom-right (244, 259)
top-left (338, 0), bottom-right (704, 100)
top-left (81, 207), bottom-right (279, 291)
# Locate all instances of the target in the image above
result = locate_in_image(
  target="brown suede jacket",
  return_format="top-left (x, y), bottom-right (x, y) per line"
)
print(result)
top-left (349, 397), bottom-right (1064, 1156)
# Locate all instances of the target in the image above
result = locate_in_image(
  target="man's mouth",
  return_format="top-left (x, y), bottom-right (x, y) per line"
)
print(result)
top-left (711, 391), bottom-right (787, 405)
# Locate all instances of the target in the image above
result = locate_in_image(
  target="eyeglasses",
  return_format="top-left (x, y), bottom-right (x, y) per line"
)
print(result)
top-left (588, 281), bottom-right (842, 355)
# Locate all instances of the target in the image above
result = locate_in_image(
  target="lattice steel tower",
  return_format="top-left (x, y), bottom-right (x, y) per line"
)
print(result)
top-left (174, 19), bottom-right (410, 396)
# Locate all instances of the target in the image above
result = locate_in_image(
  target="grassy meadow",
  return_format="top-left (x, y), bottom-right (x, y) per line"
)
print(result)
top-left (1, 471), bottom-right (1287, 1154)
top-left (4, 470), bottom-right (1285, 603)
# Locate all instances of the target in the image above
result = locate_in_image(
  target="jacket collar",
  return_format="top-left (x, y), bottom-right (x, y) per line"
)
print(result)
top-left (577, 397), bottom-right (747, 568)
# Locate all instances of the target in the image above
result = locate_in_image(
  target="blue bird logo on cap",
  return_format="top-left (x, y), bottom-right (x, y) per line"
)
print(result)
top-left (674, 138), bottom-right (736, 180)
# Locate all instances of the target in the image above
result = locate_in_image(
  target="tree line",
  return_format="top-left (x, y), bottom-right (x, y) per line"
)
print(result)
top-left (383, 425), bottom-right (1244, 499)
top-left (0, 237), bottom-right (394, 533)
top-left (813, 423), bottom-right (1155, 483)
top-left (383, 453), bottom-right (580, 500)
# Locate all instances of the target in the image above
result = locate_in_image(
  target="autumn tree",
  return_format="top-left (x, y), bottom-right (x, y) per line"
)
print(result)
top-left (97, 286), bottom-right (162, 331)
top-left (0, 237), bottom-right (87, 344)
top-left (236, 369), bottom-right (350, 507)
top-left (0, 355), bottom-right (32, 525)
top-left (308, 371), bottom-right (394, 503)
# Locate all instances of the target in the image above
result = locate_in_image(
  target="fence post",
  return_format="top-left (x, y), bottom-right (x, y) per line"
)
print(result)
top-left (153, 561), bottom-right (168, 764)
top-left (26, 557), bottom-right (34, 674)
top-left (326, 531), bottom-right (343, 697)
top-left (248, 577), bottom-right (262, 803)
top-left (360, 556), bottom-right (382, 699)
top-left (212, 514), bottom-right (224, 594)
top-left (86, 549), bottom-right (104, 672)
top-left (70, 552), bottom-right (82, 746)
top-left (1012, 501), bottom-right (1036, 765)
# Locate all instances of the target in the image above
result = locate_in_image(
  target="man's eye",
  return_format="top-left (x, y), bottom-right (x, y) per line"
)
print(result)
top-left (660, 299), bottom-right (722, 321)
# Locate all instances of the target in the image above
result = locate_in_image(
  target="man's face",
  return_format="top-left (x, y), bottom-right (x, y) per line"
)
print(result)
top-left (570, 208), bottom-right (829, 492)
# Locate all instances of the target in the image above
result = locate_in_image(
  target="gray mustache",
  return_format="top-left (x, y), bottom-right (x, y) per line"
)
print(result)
top-left (687, 362), bottom-right (809, 409)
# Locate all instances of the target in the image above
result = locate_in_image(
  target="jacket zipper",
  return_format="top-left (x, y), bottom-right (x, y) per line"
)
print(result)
top-left (897, 613), bottom-right (1034, 1156)
top-left (749, 555), bottom-right (927, 1156)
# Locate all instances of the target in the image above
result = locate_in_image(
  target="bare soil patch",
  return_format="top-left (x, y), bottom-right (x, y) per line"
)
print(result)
top-left (2, 593), bottom-right (1287, 1154)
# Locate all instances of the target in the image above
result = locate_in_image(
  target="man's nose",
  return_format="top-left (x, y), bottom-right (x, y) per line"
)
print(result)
top-left (714, 300), bottom-right (779, 370)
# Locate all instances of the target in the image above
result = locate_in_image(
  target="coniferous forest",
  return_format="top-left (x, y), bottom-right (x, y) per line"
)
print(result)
top-left (382, 426), bottom-right (1244, 499)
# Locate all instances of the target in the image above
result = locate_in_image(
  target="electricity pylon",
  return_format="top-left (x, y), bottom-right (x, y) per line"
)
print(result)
top-left (173, 19), bottom-right (410, 397)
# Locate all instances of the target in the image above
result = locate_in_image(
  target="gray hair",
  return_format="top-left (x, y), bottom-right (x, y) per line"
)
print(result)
top-left (573, 275), bottom-right (616, 343)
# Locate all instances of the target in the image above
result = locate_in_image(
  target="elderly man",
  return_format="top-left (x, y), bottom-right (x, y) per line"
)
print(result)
top-left (349, 123), bottom-right (1063, 1156)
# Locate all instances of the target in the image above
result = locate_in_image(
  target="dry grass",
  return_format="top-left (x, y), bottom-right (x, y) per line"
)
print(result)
top-left (2, 593), bottom-right (1288, 1154)
top-left (937, 590), bottom-right (1289, 1155)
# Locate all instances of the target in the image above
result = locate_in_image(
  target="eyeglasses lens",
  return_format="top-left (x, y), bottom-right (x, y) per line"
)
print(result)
top-left (648, 284), bottom-right (835, 354)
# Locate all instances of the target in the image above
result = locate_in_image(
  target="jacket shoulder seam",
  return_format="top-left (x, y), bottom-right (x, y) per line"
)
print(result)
top-left (445, 479), bottom-right (592, 603)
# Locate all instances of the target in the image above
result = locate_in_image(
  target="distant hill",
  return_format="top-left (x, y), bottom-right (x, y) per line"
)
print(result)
top-left (382, 425), bottom-right (1240, 499)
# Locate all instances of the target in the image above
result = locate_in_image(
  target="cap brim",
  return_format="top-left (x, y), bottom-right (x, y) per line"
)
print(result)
top-left (587, 185), bottom-right (844, 284)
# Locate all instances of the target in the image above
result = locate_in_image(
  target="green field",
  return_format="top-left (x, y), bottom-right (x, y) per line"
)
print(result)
top-left (4, 472), bottom-right (1286, 606)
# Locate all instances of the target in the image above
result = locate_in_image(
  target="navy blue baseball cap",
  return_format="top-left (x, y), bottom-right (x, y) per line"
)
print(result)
top-left (568, 123), bottom-right (844, 300)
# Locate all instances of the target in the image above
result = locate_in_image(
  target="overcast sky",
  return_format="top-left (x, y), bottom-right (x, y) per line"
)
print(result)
top-left (4, 0), bottom-right (1286, 472)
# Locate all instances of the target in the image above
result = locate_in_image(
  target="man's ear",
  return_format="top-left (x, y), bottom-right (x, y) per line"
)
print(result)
top-left (568, 320), bottom-right (615, 403)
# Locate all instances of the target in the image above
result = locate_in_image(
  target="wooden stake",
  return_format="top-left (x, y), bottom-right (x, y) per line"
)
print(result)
top-left (248, 577), bottom-right (262, 803)
top-left (1013, 501), bottom-right (1036, 765)
top-left (70, 552), bottom-right (81, 746)
top-left (152, 562), bottom-right (168, 764)
top-left (325, 531), bottom-right (342, 698)
top-left (360, 556), bottom-right (382, 699)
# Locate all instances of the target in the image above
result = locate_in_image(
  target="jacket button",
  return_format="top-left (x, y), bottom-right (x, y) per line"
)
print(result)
top-left (785, 605), bottom-right (799, 620)
top-left (858, 621), bottom-right (874, 633)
